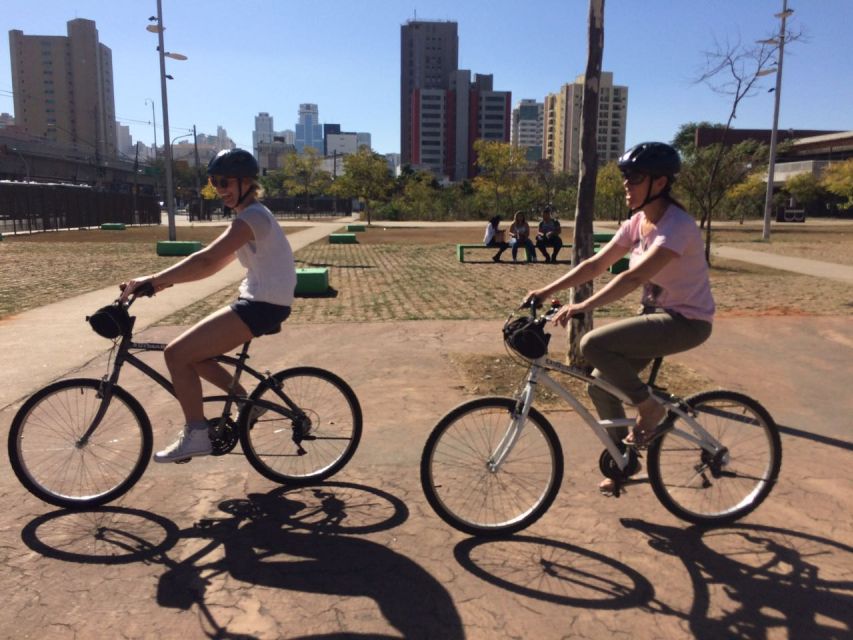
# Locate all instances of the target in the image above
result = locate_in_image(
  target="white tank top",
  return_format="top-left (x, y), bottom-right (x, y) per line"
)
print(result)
top-left (234, 202), bottom-right (296, 306)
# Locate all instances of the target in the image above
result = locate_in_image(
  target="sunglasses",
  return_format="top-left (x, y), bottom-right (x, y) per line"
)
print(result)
top-left (622, 172), bottom-right (648, 186)
top-left (209, 176), bottom-right (232, 189)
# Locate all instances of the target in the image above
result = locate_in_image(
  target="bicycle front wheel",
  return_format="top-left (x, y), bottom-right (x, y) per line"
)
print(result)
top-left (239, 367), bottom-right (362, 484)
top-left (420, 397), bottom-right (563, 537)
top-left (8, 379), bottom-right (152, 509)
top-left (648, 390), bottom-right (781, 526)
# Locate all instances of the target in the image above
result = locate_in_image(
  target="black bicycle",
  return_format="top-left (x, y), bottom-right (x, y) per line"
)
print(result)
top-left (8, 289), bottom-right (362, 509)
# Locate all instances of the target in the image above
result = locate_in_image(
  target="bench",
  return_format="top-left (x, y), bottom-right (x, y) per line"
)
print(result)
top-left (456, 244), bottom-right (533, 262)
top-left (593, 232), bottom-right (615, 243)
top-left (295, 267), bottom-right (329, 295)
top-left (329, 233), bottom-right (358, 244)
top-left (346, 224), bottom-right (366, 232)
top-left (156, 240), bottom-right (203, 256)
top-left (100, 223), bottom-right (126, 231)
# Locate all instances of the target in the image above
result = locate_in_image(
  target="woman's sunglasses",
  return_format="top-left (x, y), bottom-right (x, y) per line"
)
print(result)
top-left (209, 176), bottom-right (232, 188)
top-left (621, 172), bottom-right (648, 186)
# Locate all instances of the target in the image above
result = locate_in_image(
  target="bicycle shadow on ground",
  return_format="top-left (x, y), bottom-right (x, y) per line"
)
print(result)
top-left (21, 482), bottom-right (464, 640)
top-left (453, 534), bottom-right (655, 609)
top-left (776, 421), bottom-right (853, 452)
top-left (621, 518), bottom-right (853, 639)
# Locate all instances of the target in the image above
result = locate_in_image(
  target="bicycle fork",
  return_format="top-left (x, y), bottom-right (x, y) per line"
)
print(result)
top-left (488, 370), bottom-right (540, 473)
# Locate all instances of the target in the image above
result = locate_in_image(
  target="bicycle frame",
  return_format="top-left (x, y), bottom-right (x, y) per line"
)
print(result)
top-left (491, 354), bottom-right (728, 475)
top-left (78, 320), bottom-right (302, 445)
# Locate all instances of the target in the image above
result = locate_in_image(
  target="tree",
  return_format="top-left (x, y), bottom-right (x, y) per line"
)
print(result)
top-left (594, 161), bottom-right (625, 221)
top-left (693, 25), bottom-right (803, 254)
top-left (280, 148), bottom-right (331, 219)
top-left (821, 159), bottom-right (853, 210)
top-left (725, 169), bottom-right (767, 222)
top-left (472, 139), bottom-right (528, 217)
top-left (784, 172), bottom-right (826, 212)
top-left (566, 0), bottom-right (605, 367)
top-left (331, 147), bottom-right (394, 225)
top-left (676, 140), bottom-right (768, 229)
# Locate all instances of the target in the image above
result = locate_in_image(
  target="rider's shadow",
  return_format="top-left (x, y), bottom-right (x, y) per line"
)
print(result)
top-left (157, 487), bottom-right (464, 640)
top-left (621, 518), bottom-right (853, 640)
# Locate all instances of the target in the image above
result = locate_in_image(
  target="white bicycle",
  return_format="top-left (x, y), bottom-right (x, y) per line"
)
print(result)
top-left (420, 302), bottom-right (782, 536)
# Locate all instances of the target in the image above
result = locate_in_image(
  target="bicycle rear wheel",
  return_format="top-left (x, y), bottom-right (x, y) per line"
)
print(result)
top-left (239, 367), bottom-right (362, 484)
top-left (648, 390), bottom-right (781, 525)
top-left (8, 379), bottom-right (152, 509)
top-left (420, 397), bottom-right (563, 537)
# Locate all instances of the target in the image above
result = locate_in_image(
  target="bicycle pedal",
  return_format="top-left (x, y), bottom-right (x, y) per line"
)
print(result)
top-left (174, 457), bottom-right (192, 464)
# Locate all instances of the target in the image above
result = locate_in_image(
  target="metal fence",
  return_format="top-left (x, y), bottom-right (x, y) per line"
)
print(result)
top-left (0, 182), bottom-right (160, 234)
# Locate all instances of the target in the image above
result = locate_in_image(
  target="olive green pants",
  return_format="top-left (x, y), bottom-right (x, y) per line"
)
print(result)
top-left (580, 311), bottom-right (713, 441)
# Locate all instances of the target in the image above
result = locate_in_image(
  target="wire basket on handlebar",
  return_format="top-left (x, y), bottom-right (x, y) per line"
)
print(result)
top-left (86, 281), bottom-right (155, 340)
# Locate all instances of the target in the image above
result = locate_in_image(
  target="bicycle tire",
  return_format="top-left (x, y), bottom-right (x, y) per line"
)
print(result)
top-left (8, 378), bottom-right (152, 509)
top-left (647, 390), bottom-right (781, 526)
top-left (239, 367), bottom-right (362, 484)
top-left (420, 397), bottom-right (563, 537)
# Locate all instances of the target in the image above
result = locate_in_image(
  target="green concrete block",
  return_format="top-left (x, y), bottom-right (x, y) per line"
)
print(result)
top-left (593, 232), bottom-right (615, 243)
top-left (100, 223), bottom-right (126, 230)
top-left (609, 257), bottom-right (630, 274)
top-left (346, 224), bottom-right (366, 232)
top-left (295, 267), bottom-right (330, 295)
top-left (329, 233), bottom-right (358, 244)
top-left (156, 240), bottom-right (203, 256)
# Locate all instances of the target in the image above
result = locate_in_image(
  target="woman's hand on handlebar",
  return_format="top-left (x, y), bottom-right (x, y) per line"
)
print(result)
top-left (119, 276), bottom-right (165, 303)
top-left (522, 289), bottom-right (547, 309)
top-left (550, 303), bottom-right (586, 327)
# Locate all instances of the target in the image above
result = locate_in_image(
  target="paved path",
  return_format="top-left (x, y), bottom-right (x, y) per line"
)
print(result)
top-left (712, 245), bottom-right (853, 284)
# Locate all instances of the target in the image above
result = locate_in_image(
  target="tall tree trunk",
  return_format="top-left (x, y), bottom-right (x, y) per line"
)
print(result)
top-left (568, 0), bottom-right (604, 367)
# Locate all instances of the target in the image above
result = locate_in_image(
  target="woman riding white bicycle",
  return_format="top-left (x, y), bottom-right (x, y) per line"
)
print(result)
top-left (525, 142), bottom-right (714, 496)
top-left (120, 148), bottom-right (296, 463)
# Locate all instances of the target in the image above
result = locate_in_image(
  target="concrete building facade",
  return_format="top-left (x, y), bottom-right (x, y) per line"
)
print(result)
top-left (512, 99), bottom-right (544, 162)
top-left (295, 103), bottom-right (323, 154)
top-left (400, 20), bottom-right (458, 166)
top-left (543, 71), bottom-right (627, 174)
top-left (10, 18), bottom-right (117, 159)
top-left (253, 112), bottom-right (274, 158)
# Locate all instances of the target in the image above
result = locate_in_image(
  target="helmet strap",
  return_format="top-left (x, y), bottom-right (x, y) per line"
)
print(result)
top-left (235, 178), bottom-right (253, 208)
top-left (629, 176), bottom-right (670, 214)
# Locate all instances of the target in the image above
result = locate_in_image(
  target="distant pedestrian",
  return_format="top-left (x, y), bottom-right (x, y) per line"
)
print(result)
top-left (535, 205), bottom-right (563, 263)
top-left (484, 215), bottom-right (509, 262)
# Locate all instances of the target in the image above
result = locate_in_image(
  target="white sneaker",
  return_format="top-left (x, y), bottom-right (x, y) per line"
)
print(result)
top-left (154, 425), bottom-right (212, 463)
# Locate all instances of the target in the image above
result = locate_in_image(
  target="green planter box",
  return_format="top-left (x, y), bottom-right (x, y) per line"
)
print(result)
top-left (593, 232), bottom-right (615, 243)
top-left (295, 267), bottom-right (329, 295)
top-left (156, 240), bottom-right (203, 256)
top-left (100, 223), bottom-right (126, 230)
top-left (346, 224), bottom-right (366, 232)
top-left (329, 233), bottom-right (358, 244)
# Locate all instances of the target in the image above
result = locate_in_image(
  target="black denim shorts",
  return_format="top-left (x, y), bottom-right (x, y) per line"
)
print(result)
top-left (230, 298), bottom-right (291, 337)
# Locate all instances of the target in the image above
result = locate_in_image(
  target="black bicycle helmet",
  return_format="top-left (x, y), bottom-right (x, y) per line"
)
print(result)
top-left (617, 142), bottom-right (681, 178)
top-left (207, 148), bottom-right (258, 178)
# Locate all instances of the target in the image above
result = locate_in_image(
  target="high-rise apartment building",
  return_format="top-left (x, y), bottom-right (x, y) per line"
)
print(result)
top-left (400, 20), bottom-right (458, 166)
top-left (9, 18), bottom-right (117, 158)
top-left (543, 72), bottom-right (627, 174)
top-left (511, 99), bottom-right (544, 161)
top-left (253, 112), bottom-right (274, 158)
top-left (295, 103), bottom-right (323, 154)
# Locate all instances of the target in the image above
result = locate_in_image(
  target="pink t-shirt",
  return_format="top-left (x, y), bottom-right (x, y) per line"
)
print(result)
top-left (610, 204), bottom-right (715, 323)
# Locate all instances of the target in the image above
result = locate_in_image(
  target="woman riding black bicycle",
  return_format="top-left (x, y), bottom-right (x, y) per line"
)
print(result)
top-left (525, 142), bottom-right (715, 496)
top-left (120, 148), bottom-right (296, 463)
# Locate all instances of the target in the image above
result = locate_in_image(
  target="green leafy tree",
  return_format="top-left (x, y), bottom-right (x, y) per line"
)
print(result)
top-left (820, 159), bottom-right (853, 210)
top-left (784, 172), bottom-right (826, 211)
top-left (594, 161), bottom-right (626, 221)
top-left (472, 139), bottom-right (529, 216)
top-left (331, 147), bottom-right (394, 225)
top-left (725, 169), bottom-right (767, 222)
top-left (280, 148), bottom-right (332, 219)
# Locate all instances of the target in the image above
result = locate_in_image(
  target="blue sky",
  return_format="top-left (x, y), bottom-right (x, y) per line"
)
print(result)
top-left (2, 1), bottom-right (851, 156)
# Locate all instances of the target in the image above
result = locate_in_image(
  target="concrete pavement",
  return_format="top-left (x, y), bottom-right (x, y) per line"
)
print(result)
top-left (0, 218), bottom-right (851, 638)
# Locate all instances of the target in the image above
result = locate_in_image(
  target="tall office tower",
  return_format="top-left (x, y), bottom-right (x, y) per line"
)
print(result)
top-left (512, 99), bottom-right (544, 161)
top-left (543, 71), bottom-right (627, 174)
top-left (400, 20), bottom-right (458, 165)
top-left (253, 112), bottom-right (274, 158)
top-left (295, 103), bottom-right (323, 154)
top-left (10, 18), bottom-right (117, 158)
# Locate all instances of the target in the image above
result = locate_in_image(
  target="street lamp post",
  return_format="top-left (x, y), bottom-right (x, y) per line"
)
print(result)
top-left (761, 0), bottom-right (794, 242)
top-left (145, 98), bottom-right (158, 163)
top-left (148, 0), bottom-right (187, 242)
top-left (170, 131), bottom-right (193, 213)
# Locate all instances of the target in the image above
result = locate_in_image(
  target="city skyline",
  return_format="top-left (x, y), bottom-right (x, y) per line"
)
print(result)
top-left (1, 1), bottom-right (851, 158)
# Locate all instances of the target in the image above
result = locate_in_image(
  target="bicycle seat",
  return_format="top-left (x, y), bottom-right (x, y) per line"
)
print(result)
top-left (263, 324), bottom-right (282, 336)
